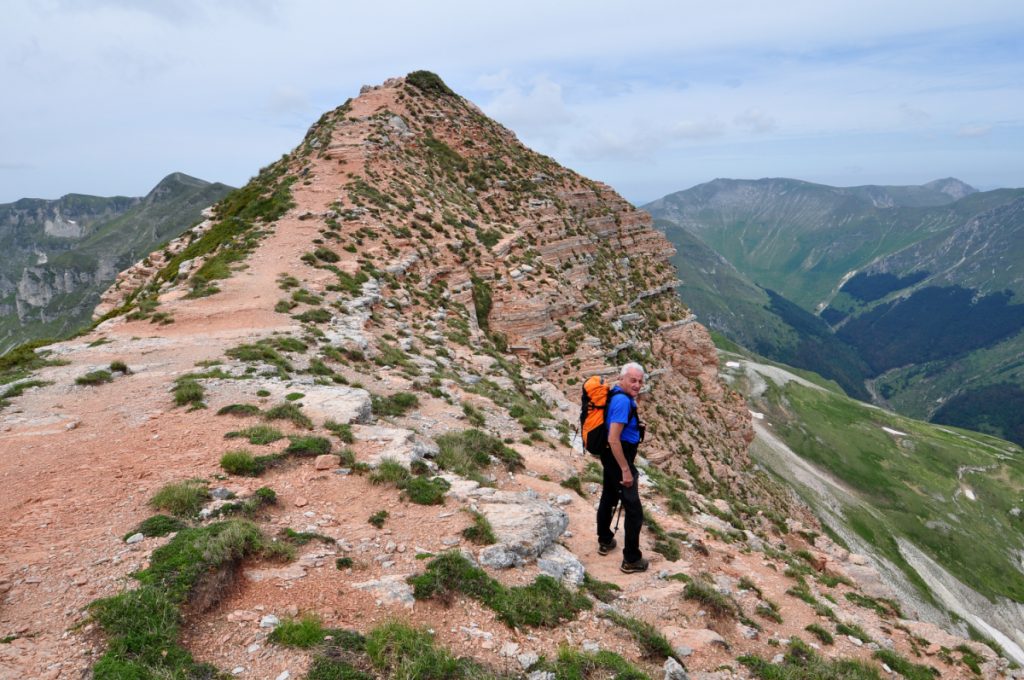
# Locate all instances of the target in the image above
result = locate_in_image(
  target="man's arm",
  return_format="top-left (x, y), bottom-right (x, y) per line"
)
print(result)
top-left (607, 421), bottom-right (633, 488)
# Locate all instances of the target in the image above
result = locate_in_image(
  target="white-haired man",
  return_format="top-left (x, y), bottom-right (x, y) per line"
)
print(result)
top-left (596, 362), bottom-right (648, 573)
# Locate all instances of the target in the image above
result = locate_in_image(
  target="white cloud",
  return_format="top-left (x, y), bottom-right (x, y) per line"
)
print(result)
top-left (734, 108), bottom-right (777, 134)
top-left (956, 124), bottom-right (993, 138)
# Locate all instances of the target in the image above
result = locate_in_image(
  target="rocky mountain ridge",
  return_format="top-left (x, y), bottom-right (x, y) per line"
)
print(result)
top-left (0, 74), bottom-right (1005, 679)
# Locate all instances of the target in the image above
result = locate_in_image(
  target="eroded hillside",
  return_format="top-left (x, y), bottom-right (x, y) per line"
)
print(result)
top-left (0, 74), bottom-right (1004, 679)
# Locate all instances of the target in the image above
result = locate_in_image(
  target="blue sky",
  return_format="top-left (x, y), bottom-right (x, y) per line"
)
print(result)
top-left (2, 0), bottom-right (1022, 204)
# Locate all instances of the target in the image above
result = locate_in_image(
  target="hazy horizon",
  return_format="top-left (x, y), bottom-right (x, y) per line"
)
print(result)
top-left (3, 1), bottom-right (1022, 205)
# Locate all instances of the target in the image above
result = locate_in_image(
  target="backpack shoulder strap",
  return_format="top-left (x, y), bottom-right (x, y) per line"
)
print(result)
top-left (605, 387), bottom-right (638, 425)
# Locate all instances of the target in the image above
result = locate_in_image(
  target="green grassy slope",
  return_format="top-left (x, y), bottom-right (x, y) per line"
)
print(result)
top-left (664, 221), bottom-right (871, 399)
top-left (732, 357), bottom-right (1024, 605)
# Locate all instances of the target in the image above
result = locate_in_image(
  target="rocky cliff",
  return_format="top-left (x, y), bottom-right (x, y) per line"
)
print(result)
top-left (0, 74), bottom-right (1005, 679)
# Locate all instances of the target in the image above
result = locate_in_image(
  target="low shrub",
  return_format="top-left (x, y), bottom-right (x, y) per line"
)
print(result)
top-left (368, 510), bottom-right (388, 528)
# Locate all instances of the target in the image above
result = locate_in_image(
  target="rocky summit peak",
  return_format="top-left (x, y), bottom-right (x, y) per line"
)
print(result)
top-left (0, 73), bottom-right (1002, 678)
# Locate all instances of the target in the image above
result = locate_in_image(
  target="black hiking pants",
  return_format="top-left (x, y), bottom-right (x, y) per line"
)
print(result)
top-left (596, 441), bottom-right (643, 563)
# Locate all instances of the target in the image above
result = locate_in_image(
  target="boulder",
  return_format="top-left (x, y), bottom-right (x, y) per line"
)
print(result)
top-left (537, 544), bottom-right (585, 587)
top-left (314, 454), bottom-right (340, 470)
top-left (352, 574), bottom-right (415, 608)
top-left (476, 491), bottom-right (569, 568)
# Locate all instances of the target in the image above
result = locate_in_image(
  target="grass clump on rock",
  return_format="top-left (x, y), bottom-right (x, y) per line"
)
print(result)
top-left (123, 515), bottom-right (186, 540)
top-left (172, 377), bottom-right (205, 409)
top-left (582, 573), bottom-right (621, 604)
top-left (683, 577), bottom-right (738, 619)
top-left (805, 623), bottom-right (834, 645)
top-left (325, 419), bottom-right (355, 443)
top-left (149, 480), bottom-right (208, 518)
top-left (216, 403), bottom-right (262, 417)
top-left (460, 510), bottom-right (496, 545)
top-left (408, 551), bottom-right (591, 629)
top-left (741, 637), bottom-right (883, 680)
top-left (369, 458), bottom-right (450, 505)
top-left (76, 370), bottom-right (113, 386)
top-left (368, 510), bottom-right (389, 528)
top-left (372, 391), bottom-right (419, 417)
top-left (401, 475), bottom-right (450, 505)
top-left (264, 402), bottom-right (313, 429)
top-left (435, 428), bottom-right (523, 476)
top-left (600, 609), bottom-right (679, 662)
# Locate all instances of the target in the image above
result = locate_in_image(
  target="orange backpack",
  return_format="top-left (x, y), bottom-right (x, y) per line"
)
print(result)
top-left (580, 376), bottom-right (643, 456)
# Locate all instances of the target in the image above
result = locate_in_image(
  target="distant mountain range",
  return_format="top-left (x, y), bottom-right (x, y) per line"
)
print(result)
top-left (645, 178), bottom-right (1024, 445)
top-left (0, 173), bottom-right (233, 353)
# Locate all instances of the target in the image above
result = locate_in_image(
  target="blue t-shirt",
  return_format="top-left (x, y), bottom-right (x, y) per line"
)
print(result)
top-left (607, 390), bottom-right (640, 444)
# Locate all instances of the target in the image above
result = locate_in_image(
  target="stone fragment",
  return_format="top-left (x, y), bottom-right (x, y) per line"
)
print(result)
top-left (352, 574), bottom-right (415, 607)
top-left (664, 657), bottom-right (689, 680)
top-left (518, 651), bottom-right (540, 669)
top-left (314, 454), bottom-right (340, 470)
top-left (293, 497), bottom-right (308, 508)
top-left (259, 614), bottom-right (280, 628)
top-left (537, 544), bottom-right (585, 587)
top-left (125, 533), bottom-right (144, 544)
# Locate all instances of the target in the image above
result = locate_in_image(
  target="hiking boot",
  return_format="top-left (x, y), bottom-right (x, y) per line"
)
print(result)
top-left (597, 538), bottom-right (617, 556)
top-left (620, 557), bottom-right (649, 574)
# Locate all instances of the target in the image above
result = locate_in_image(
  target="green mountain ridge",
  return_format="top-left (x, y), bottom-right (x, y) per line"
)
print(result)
top-left (645, 178), bottom-right (1024, 446)
top-left (0, 173), bottom-right (233, 353)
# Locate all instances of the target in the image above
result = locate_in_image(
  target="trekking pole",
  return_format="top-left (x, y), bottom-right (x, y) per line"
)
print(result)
top-left (612, 486), bottom-right (625, 533)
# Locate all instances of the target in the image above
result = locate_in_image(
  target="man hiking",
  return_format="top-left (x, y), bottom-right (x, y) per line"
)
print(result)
top-left (596, 362), bottom-right (648, 573)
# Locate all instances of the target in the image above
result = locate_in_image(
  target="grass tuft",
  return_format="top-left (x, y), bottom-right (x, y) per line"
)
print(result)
top-left (372, 392), bottom-right (419, 417)
top-left (683, 577), bottom-right (738, 619)
top-left (216, 403), bottom-right (262, 417)
top-left (408, 551), bottom-right (591, 629)
top-left (805, 623), bottom-right (834, 645)
top-left (77, 370), bottom-right (113, 386)
top-left (284, 435), bottom-right (332, 457)
top-left (600, 608), bottom-right (679, 661)
top-left (149, 480), bottom-right (208, 518)
top-left (124, 515), bottom-right (187, 540)
top-left (461, 510), bottom-right (496, 545)
top-left (225, 424), bottom-right (284, 445)
top-left (264, 402), bottom-right (313, 429)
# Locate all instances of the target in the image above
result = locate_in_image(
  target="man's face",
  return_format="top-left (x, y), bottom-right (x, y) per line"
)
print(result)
top-left (620, 368), bottom-right (644, 398)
